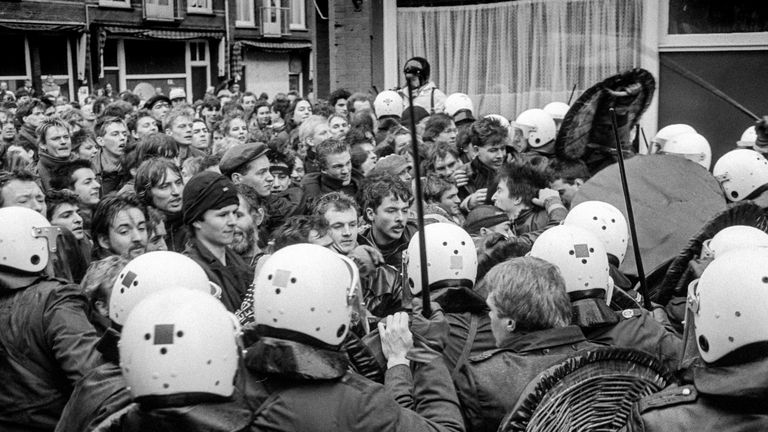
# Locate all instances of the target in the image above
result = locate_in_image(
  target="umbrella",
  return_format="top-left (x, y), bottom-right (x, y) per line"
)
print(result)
top-left (572, 154), bottom-right (726, 278)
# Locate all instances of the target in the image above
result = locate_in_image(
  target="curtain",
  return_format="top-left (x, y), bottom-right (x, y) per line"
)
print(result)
top-left (397, 0), bottom-right (643, 119)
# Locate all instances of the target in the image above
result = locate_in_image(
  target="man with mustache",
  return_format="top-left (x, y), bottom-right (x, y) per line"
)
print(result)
top-left (358, 175), bottom-right (417, 269)
top-left (91, 192), bottom-right (148, 260)
top-left (230, 183), bottom-right (266, 271)
top-left (182, 171), bottom-right (252, 312)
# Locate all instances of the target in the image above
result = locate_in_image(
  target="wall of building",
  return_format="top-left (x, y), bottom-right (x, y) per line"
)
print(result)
top-left (329, 0), bottom-right (373, 96)
top-left (243, 51), bottom-right (290, 98)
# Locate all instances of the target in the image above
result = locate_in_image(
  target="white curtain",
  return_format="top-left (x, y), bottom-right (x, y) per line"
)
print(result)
top-left (397, 0), bottom-right (643, 119)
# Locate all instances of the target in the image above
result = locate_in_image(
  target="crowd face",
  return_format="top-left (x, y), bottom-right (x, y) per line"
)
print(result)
top-left (323, 151), bottom-right (352, 186)
top-left (228, 118), bottom-right (248, 143)
top-left (293, 101), bottom-right (313, 125)
top-left (310, 124), bottom-right (331, 147)
top-left (434, 152), bottom-right (459, 177)
top-left (270, 164), bottom-right (292, 193)
top-left (368, 195), bottom-right (410, 244)
top-left (358, 143), bottom-right (378, 175)
top-left (550, 178), bottom-right (581, 208)
top-left (492, 179), bottom-right (523, 219)
top-left (168, 116), bottom-right (194, 146)
top-left (43, 126), bottom-right (72, 158)
top-left (291, 156), bottom-right (305, 183)
top-left (50, 203), bottom-right (84, 240)
top-left (324, 207), bottom-right (359, 254)
top-left (151, 168), bottom-right (184, 213)
top-left (23, 106), bottom-right (46, 128)
top-left (151, 101), bottom-right (170, 123)
top-left (242, 95), bottom-right (257, 112)
top-left (146, 221), bottom-right (168, 252)
top-left (1, 180), bottom-right (46, 215)
top-left (0, 112), bottom-right (16, 140)
top-left (194, 204), bottom-right (238, 248)
top-left (475, 142), bottom-right (505, 170)
top-left (191, 120), bottom-right (210, 150)
top-left (239, 155), bottom-right (274, 197)
top-left (77, 137), bottom-right (99, 161)
top-left (255, 106), bottom-right (271, 129)
top-left (231, 196), bottom-right (256, 255)
top-left (133, 116), bottom-right (158, 140)
top-left (101, 207), bottom-right (147, 259)
top-left (353, 100), bottom-right (372, 113)
top-left (437, 122), bottom-right (459, 146)
top-left (334, 98), bottom-right (348, 116)
top-left (72, 168), bottom-right (101, 207)
top-left (438, 185), bottom-right (461, 216)
top-left (98, 122), bottom-right (129, 158)
top-left (329, 117), bottom-right (349, 139)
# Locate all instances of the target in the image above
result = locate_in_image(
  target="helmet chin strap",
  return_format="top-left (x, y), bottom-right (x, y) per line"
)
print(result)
top-left (33, 225), bottom-right (61, 252)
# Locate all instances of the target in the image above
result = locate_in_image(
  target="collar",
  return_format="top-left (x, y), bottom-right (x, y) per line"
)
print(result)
top-left (498, 325), bottom-right (587, 354)
top-left (693, 357), bottom-right (768, 399)
top-left (189, 237), bottom-right (224, 267)
top-left (243, 335), bottom-right (348, 381)
top-left (0, 270), bottom-right (44, 291)
top-left (470, 157), bottom-right (497, 176)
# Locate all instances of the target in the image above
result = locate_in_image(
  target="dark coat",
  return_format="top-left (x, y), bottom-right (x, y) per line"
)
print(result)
top-left (621, 358), bottom-right (768, 431)
top-left (300, 171), bottom-right (358, 210)
top-left (183, 237), bottom-right (252, 312)
top-left (581, 305), bottom-right (682, 372)
top-left (162, 211), bottom-right (189, 253)
top-left (55, 329), bottom-right (131, 432)
top-left (458, 158), bottom-right (497, 203)
top-left (0, 272), bottom-right (103, 431)
top-left (454, 325), bottom-right (601, 432)
top-left (358, 221), bottom-right (418, 269)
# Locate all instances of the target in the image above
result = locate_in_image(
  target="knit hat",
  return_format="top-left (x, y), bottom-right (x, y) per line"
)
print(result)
top-left (401, 106), bottom-right (429, 126)
top-left (463, 205), bottom-right (510, 235)
top-left (182, 171), bottom-right (239, 225)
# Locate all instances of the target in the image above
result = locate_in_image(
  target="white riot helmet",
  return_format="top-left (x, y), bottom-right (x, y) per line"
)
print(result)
top-left (373, 90), bottom-right (403, 119)
top-left (651, 124), bottom-right (696, 153)
top-left (701, 225), bottom-right (768, 260)
top-left (659, 131), bottom-right (712, 170)
top-left (119, 288), bottom-right (240, 399)
top-left (406, 223), bottom-right (478, 295)
top-left (530, 225), bottom-right (611, 295)
top-left (737, 126), bottom-right (756, 148)
top-left (689, 248), bottom-right (768, 363)
top-left (512, 109), bottom-right (557, 149)
top-left (444, 93), bottom-right (475, 123)
top-left (542, 102), bottom-right (569, 121)
top-left (563, 201), bottom-right (629, 263)
top-left (252, 244), bottom-right (360, 347)
top-left (712, 149), bottom-right (768, 202)
top-left (0, 207), bottom-right (60, 274)
top-left (110, 251), bottom-right (214, 325)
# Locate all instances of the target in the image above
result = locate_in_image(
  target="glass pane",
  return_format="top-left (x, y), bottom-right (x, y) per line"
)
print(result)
top-left (38, 36), bottom-right (69, 76)
top-left (0, 35), bottom-right (27, 77)
top-left (668, 0), bottom-right (768, 34)
top-left (126, 78), bottom-right (186, 100)
top-left (125, 40), bottom-right (185, 74)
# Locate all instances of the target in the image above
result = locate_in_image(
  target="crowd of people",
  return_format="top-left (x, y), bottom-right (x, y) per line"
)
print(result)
top-left (1, 56), bottom-right (767, 431)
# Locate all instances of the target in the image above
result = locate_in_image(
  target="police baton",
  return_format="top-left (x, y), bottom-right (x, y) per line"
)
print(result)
top-left (609, 108), bottom-right (652, 310)
top-left (405, 81), bottom-right (432, 318)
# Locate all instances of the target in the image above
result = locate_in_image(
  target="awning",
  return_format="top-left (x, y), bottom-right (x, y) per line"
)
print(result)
top-left (101, 26), bottom-right (224, 40)
top-left (0, 20), bottom-right (85, 33)
top-left (238, 39), bottom-right (312, 52)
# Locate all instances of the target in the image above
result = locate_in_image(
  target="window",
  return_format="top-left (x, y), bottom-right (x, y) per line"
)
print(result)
top-left (236, 0), bottom-right (256, 27)
top-left (187, 0), bottom-right (211, 14)
top-left (99, 0), bottom-right (131, 8)
top-left (144, 0), bottom-right (175, 20)
top-left (660, 0), bottom-right (768, 51)
top-left (290, 0), bottom-right (305, 30)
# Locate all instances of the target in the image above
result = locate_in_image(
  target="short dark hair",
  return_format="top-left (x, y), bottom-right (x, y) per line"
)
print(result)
top-left (135, 158), bottom-right (182, 207)
top-left (423, 173), bottom-right (455, 204)
top-left (497, 161), bottom-right (550, 206)
top-left (15, 99), bottom-right (45, 126)
top-left (422, 113), bottom-right (454, 142)
top-left (315, 138), bottom-right (350, 170)
top-left (126, 109), bottom-right (157, 133)
top-left (94, 116), bottom-right (126, 138)
top-left (45, 189), bottom-right (80, 221)
top-left (91, 192), bottom-right (146, 250)
top-left (358, 175), bottom-right (412, 222)
top-left (313, 191), bottom-right (358, 217)
top-left (424, 141), bottom-right (459, 174)
top-left (271, 215), bottom-right (329, 252)
top-left (271, 98), bottom-right (290, 120)
top-left (267, 149), bottom-right (295, 172)
top-left (136, 132), bottom-right (179, 161)
top-left (101, 101), bottom-right (133, 119)
top-left (469, 116), bottom-right (508, 149)
top-left (70, 128), bottom-right (96, 151)
top-left (347, 92), bottom-right (372, 114)
top-left (121, 92), bottom-right (142, 107)
top-left (50, 159), bottom-right (93, 190)
top-left (328, 88), bottom-right (352, 108)
top-left (549, 158), bottom-right (590, 185)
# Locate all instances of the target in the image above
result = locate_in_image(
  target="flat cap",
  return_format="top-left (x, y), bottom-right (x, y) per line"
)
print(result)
top-left (219, 142), bottom-right (269, 178)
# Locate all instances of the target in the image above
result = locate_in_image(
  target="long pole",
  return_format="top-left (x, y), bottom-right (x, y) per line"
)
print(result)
top-left (405, 82), bottom-right (431, 318)
top-left (609, 108), bottom-right (651, 310)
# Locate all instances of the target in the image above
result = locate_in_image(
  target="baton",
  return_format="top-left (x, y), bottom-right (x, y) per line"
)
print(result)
top-left (405, 82), bottom-right (432, 318)
top-left (609, 108), bottom-right (652, 310)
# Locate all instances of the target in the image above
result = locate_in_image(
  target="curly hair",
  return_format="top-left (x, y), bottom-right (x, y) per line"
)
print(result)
top-left (468, 116), bottom-right (508, 149)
